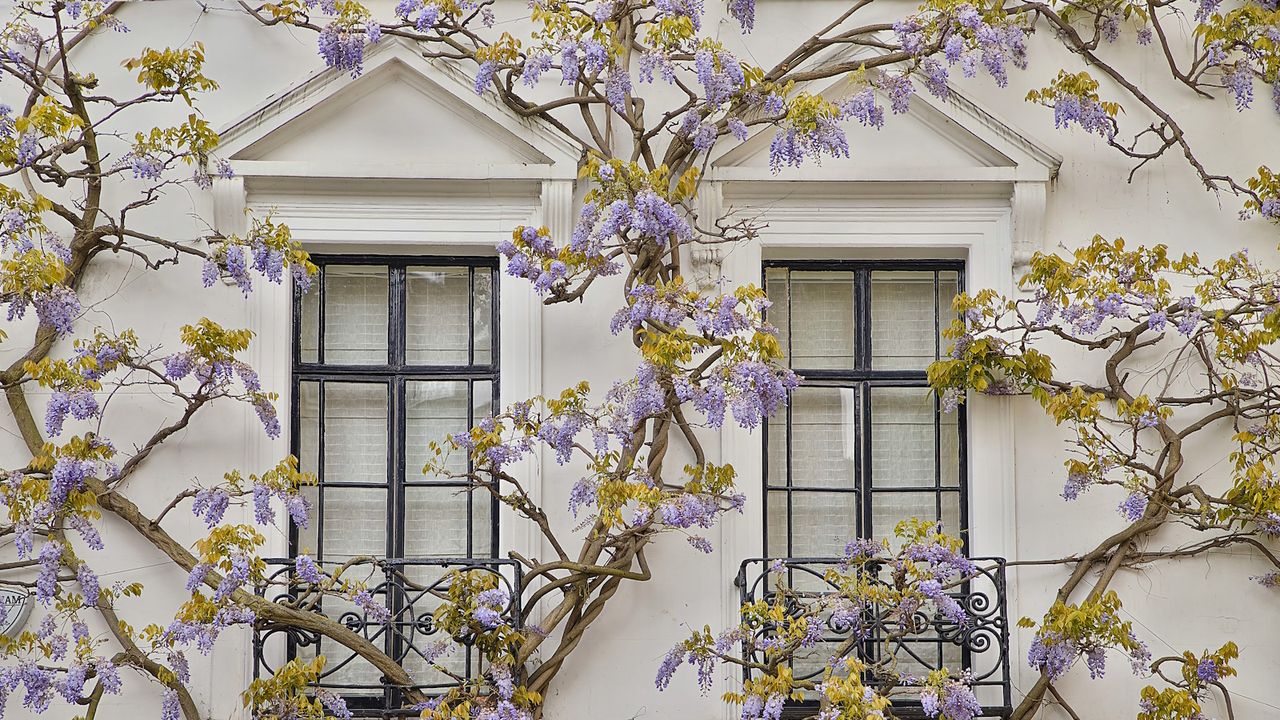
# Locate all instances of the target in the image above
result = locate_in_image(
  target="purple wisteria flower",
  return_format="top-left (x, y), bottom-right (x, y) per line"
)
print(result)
top-left (1027, 631), bottom-right (1078, 680)
top-left (1118, 491), bottom-right (1148, 522)
top-left (32, 286), bottom-right (81, 335)
top-left (353, 589), bottom-right (392, 624)
top-left (724, 0), bottom-right (755, 31)
top-left (295, 555), bottom-right (324, 584)
top-left (1197, 657), bottom-right (1220, 684)
top-left (191, 487), bottom-right (230, 528)
top-left (318, 23), bottom-right (365, 76)
top-left (1052, 93), bottom-right (1115, 138)
top-left (1062, 471), bottom-right (1092, 501)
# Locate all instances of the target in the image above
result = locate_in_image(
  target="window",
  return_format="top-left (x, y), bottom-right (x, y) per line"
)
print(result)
top-left (291, 257), bottom-right (499, 562)
top-left (763, 262), bottom-right (966, 558)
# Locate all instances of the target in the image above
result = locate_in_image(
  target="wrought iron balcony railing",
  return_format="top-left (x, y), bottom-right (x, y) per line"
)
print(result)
top-left (252, 557), bottom-right (522, 716)
top-left (737, 557), bottom-right (1012, 719)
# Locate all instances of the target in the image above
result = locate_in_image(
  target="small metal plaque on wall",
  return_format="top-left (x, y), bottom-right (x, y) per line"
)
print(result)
top-left (0, 587), bottom-right (32, 638)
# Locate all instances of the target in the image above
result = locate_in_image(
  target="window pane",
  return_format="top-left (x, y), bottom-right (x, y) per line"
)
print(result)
top-left (407, 267), bottom-right (471, 365)
top-left (789, 387), bottom-right (857, 489)
top-left (788, 492), bottom-right (857, 557)
top-left (766, 490), bottom-right (790, 557)
top-left (298, 381), bottom-right (320, 475)
top-left (788, 271), bottom-right (855, 370)
top-left (320, 486), bottom-right (388, 560)
top-left (403, 486), bottom-right (474, 557)
top-left (299, 283), bottom-right (320, 363)
top-left (323, 383), bottom-right (389, 485)
top-left (871, 387), bottom-right (936, 488)
top-left (764, 268), bottom-right (790, 361)
top-left (294, 484), bottom-right (319, 555)
top-left (941, 406), bottom-right (960, 487)
top-left (942, 491), bottom-right (962, 539)
top-left (871, 270), bottom-right (937, 369)
top-left (938, 270), bottom-right (960, 358)
top-left (473, 269), bottom-right (494, 366)
top-left (472, 495), bottom-right (494, 557)
top-left (324, 265), bottom-right (388, 364)
top-left (766, 412), bottom-right (788, 489)
top-left (406, 381), bottom-right (473, 479)
top-left (871, 492), bottom-right (939, 544)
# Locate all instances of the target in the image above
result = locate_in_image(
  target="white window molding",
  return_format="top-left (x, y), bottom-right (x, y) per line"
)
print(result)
top-left (209, 181), bottom-right (577, 637)
top-left (703, 180), bottom-right (1021, 715)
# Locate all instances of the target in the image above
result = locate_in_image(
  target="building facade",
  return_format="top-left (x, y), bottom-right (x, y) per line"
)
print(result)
top-left (2, 2), bottom-right (1278, 719)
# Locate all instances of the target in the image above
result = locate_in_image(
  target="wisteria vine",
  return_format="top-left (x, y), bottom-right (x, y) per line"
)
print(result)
top-left (0, 1), bottom-right (1277, 720)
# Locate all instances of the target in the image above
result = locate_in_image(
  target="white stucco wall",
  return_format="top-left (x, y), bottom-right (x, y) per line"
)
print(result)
top-left (2, 1), bottom-right (1278, 719)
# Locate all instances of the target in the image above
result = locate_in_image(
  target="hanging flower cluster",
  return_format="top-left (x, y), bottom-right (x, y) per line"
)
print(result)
top-left (1025, 71), bottom-right (1122, 139)
top-left (203, 215), bottom-right (316, 296)
top-left (609, 278), bottom-right (798, 430)
top-left (0, 187), bottom-right (80, 337)
top-left (893, 1), bottom-right (1031, 92)
top-left (1022, 591), bottom-right (1152, 681)
top-left (1195, 2), bottom-right (1280, 113)
top-left (499, 159), bottom-right (698, 297)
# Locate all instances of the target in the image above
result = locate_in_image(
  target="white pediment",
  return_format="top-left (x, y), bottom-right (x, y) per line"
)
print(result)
top-left (216, 38), bottom-right (580, 180)
top-left (712, 46), bottom-right (1061, 183)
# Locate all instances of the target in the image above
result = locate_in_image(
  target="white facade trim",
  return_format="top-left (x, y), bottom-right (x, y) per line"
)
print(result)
top-left (211, 175), bottom-right (570, 570)
top-left (708, 180), bottom-right (1021, 717)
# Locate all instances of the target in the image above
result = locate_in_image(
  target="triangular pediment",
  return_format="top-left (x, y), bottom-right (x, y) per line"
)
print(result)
top-left (217, 39), bottom-right (580, 179)
top-left (712, 45), bottom-right (1061, 182)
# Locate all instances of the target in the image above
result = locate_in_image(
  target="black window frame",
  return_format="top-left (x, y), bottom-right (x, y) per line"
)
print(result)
top-left (290, 255), bottom-right (501, 562)
top-left (761, 259), bottom-right (969, 556)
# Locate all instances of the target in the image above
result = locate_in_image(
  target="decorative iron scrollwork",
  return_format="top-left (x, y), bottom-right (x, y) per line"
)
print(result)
top-left (737, 557), bottom-right (1012, 718)
top-left (252, 558), bottom-right (522, 716)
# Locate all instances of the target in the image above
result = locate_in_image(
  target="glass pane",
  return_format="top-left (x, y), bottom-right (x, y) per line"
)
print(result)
top-left (871, 270), bottom-right (937, 369)
top-left (938, 270), bottom-right (960, 358)
top-left (789, 271), bottom-right (855, 370)
top-left (297, 381), bottom-right (320, 475)
top-left (320, 486), bottom-right (388, 560)
top-left (403, 486), bottom-right (474, 557)
top-left (322, 383), bottom-right (389, 485)
top-left (765, 412), bottom-right (788, 489)
top-left (871, 387), bottom-right (937, 489)
top-left (294, 484), bottom-right (320, 555)
top-left (766, 490), bottom-right (790, 557)
top-left (789, 491), bottom-right (858, 557)
top-left (299, 283), bottom-right (320, 363)
top-left (323, 265), bottom-right (388, 364)
top-left (472, 496), bottom-right (494, 558)
top-left (941, 491), bottom-right (962, 539)
top-left (941, 405), bottom-right (960, 487)
top-left (790, 387), bottom-right (857, 489)
top-left (473, 269), bottom-right (494, 366)
top-left (764, 268), bottom-right (790, 362)
top-left (407, 266), bottom-right (471, 365)
top-left (406, 381), bottom-right (473, 480)
top-left (871, 492), bottom-right (939, 544)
